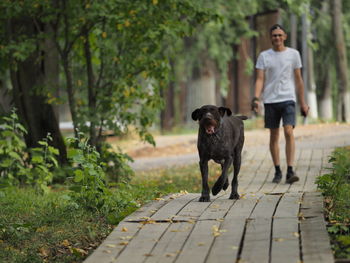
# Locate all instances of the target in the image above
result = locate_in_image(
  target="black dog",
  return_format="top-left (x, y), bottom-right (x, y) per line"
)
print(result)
top-left (192, 105), bottom-right (247, 202)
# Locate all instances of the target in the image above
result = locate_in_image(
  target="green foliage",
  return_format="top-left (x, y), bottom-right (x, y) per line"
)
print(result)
top-left (0, 110), bottom-right (58, 192)
top-left (66, 133), bottom-right (112, 214)
top-left (99, 142), bottom-right (134, 183)
top-left (316, 147), bottom-right (350, 258)
top-left (0, 109), bottom-right (29, 186)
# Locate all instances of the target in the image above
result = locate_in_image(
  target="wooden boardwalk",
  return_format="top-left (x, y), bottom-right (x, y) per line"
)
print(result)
top-left (85, 124), bottom-right (350, 263)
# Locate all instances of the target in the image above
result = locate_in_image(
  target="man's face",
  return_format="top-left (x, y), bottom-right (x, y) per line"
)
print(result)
top-left (270, 28), bottom-right (287, 47)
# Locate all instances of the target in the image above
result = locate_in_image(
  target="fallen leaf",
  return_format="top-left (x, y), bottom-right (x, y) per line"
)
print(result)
top-left (293, 232), bottom-right (300, 237)
top-left (39, 247), bottom-right (49, 257)
top-left (106, 244), bottom-right (117, 248)
top-left (120, 236), bottom-right (133, 240)
top-left (103, 250), bottom-right (112, 253)
top-left (166, 253), bottom-right (176, 257)
top-left (121, 227), bottom-right (128, 232)
top-left (61, 240), bottom-right (70, 247)
top-left (118, 241), bottom-right (129, 245)
top-left (71, 247), bottom-right (88, 256)
top-left (197, 242), bottom-right (205, 246)
top-left (36, 226), bottom-right (48, 233)
top-left (274, 238), bottom-right (285, 242)
top-left (144, 253), bottom-right (153, 257)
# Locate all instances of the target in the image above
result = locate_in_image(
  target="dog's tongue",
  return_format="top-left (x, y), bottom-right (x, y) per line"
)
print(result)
top-left (206, 125), bottom-right (215, 134)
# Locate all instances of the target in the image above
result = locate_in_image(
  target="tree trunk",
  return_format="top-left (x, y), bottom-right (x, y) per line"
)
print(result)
top-left (331, 0), bottom-right (350, 122)
top-left (319, 69), bottom-right (333, 120)
top-left (161, 60), bottom-right (175, 132)
top-left (8, 19), bottom-right (67, 164)
top-left (186, 56), bottom-right (216, 124)
top-left (62, 55), bottom-right (78, 137)
top-left (83, 26), bottom-right (98, 147)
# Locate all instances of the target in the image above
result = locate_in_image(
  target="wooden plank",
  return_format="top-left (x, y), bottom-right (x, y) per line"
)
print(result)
top-left (113, 222), bottom-right (170, 263)
top-left (288, 149), bottom-right (312, 192)
top-left (274, 192), bottom-right (302, 218)
top-left (144, 222), bottom-right (195, 263)
top-left (244, 159), bottom-right (273, 194)
top-left (300, 193), bottom-right (334, 263)
top-left (144, 194), bottom-right (229, 263)
top-left (270, 191), bottom-right (303, 262)
top-left (151, 193), bottom-right (198, 221)
top-left (174, 220), bottom-right (218, 263)
top-left (84, 222), bottom-right (141, 263)
top-left (239, 194), bottom-right (281, 263)
top-left (239, 217), bottom-right (272, 262)
top-left (250, 194), bottom-right (281, 218)
top-left (271, 218), bottom-right (300, 263)
top-left (303, 149), bottom-right (323, 192)
top-left (199, 196), bottom-right (236, 221)
top-left (240, 148), bottom-right (270, 194)
top-left (206, 195), bottom-right (259, 263)
top-left (124, 194), bottom-right (174, 222)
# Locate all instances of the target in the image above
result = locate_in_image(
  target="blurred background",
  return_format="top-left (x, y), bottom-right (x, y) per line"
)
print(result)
top-left (0, 0), bottom-right (349, 162)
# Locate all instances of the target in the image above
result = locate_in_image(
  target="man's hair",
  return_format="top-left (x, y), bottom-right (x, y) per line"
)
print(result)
top-left (269, 24), bottom-right (286, 34)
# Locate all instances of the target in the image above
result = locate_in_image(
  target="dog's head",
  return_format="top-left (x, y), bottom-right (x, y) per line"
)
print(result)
top-left (191, 105), bottom-right (232, 135)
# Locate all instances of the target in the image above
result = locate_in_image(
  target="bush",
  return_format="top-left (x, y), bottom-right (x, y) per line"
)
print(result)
top-left (0, 110), bottom-right (58, 193)
top-left (316, 147), bottom-right (350, 259)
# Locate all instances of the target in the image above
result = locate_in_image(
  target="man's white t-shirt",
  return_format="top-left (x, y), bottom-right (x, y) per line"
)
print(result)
top-left (255, 47), bottom-right (302, 104)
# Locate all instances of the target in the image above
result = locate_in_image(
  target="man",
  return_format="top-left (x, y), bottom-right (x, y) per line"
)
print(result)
top-left (252, 24), bottom-right (309, 184)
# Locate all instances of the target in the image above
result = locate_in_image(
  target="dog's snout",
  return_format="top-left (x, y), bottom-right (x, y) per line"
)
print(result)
top-left (204, 112), bottom-right (213, 119)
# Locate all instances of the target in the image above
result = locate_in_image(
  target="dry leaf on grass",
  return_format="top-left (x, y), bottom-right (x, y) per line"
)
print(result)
top-left (61, 240), bottom-right (70, 247)
top-left (39, 247), bottom-right (50, 257)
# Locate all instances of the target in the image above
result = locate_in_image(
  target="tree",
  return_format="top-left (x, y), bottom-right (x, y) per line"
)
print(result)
top-left (331, 0), bottom-right (350, 122)
top-left (0, 2), bottom-right (67, 163)
top-left (0, 0), bottom-right (213, 155)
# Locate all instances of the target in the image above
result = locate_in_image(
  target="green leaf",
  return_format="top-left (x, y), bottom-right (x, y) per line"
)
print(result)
top-left (48, 146), bottom-right (59, 155)
top-left (74, 170), bottom-right (84, 182)
top-left (32, 155), bottom-right (44, 164)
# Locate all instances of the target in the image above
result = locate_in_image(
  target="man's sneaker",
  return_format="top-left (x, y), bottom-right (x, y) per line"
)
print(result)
top-left (272, 171), bottom-right (282, 183)
top-left (286, 171), bottom-right (299, 184)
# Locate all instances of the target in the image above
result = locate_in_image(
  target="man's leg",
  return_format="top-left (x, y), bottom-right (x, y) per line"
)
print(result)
top-left (284, 125), bottom-right (295, 167)
top-left (270, 128), bottom-right (280, 166)
top-left (270, 128), bottom-right (282, 183)
top-left (281, 101), bottom-right (299, 184)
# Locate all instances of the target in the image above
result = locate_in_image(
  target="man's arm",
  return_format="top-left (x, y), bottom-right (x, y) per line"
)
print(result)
top-left (252, 69), bottom-right (265, 112)
top-left (294, 68), bottom-right (309, 116)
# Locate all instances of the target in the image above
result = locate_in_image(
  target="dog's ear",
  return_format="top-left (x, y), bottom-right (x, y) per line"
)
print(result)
top-left (218, 107), bottom-right (232, 117)
top-left (191, 109), bottom-right (201, 121)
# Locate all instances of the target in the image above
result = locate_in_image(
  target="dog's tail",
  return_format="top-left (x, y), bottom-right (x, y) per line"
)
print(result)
top-left (236, 115), bottom-right (248, 120)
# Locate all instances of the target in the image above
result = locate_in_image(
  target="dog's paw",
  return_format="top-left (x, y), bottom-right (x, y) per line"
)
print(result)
top-left (212, 181), bottom-right (223, 196)
top-left (229, 193), bottom-right (240, 199)
top-left (223, 178), bottom-right (229, 191)
top-left (199, 196), bottom-right (210, 202)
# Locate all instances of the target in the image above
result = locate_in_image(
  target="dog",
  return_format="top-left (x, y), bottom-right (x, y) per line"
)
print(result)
top-left (192, 105), bottom-right (247, 202)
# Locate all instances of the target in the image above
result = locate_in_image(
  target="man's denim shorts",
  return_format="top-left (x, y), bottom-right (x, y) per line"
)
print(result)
top-left (264, 100), bottom-right (296, 129)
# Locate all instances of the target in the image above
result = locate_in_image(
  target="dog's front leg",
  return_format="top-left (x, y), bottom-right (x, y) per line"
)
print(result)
top-left (199, 159), bottom-right (210, 202)
top-left (212, 157), bottom-right (232, 196)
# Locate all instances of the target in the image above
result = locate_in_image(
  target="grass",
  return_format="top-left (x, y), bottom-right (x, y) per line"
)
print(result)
top-left (0, 162), bottom-right (225, 263)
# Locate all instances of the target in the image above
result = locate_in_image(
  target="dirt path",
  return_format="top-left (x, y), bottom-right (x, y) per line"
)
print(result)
top-left (120, 123), bottom-right (350, 171)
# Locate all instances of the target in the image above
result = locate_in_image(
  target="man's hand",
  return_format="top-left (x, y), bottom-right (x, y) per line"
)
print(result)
top-left (251, 97), bottom-right (260, 113)
top-left (300, 104), bottom-right (310, 117)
